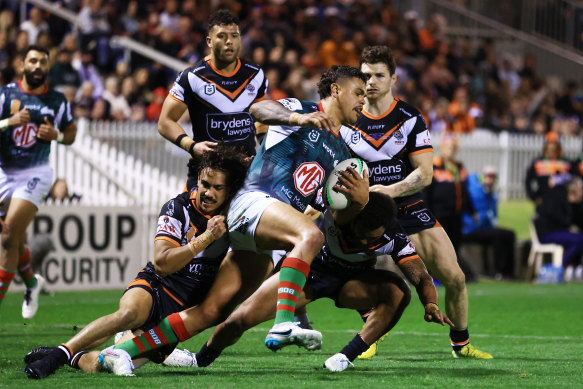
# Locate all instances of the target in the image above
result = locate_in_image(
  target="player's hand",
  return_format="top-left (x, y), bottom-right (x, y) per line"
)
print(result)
top-left (334, 167), bottom-right (369, 207)
top-left (424, 303), bottom-right (454, 327)
top-left (206, 215), bottom-right (226, 240)
top-left (295, 111), bottom-right (337, 132)
top-left (192, 141), bottom-right (217, 157)
top-left (37, 117), bottom-right (58, 141)
top-left (8, 109), bottom-right (30, 127)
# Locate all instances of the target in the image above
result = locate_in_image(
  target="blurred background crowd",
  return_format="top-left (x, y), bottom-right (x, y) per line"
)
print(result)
top-left (0, 0), bottom-right (582, 137)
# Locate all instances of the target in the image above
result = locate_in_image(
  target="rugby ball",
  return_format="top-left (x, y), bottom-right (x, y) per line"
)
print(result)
top-left (323, 158), bottom-right (368, 210)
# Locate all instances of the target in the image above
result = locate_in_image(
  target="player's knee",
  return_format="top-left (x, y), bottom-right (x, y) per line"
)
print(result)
top-left (300, 226), bottom-right (325, 253)
top-left (0, 226), bottom-right (17, 251)
top-left (114, 308), bottom-right (141, 329)
top-left (199, 303), bottom-right (228, 326)
top-left (443, 270), bottom-right (466, 290)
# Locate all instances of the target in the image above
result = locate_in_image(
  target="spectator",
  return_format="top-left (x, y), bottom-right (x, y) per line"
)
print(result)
top-left (20, 7), bottom-right (49, 46)
top-left (74, 81), bottom-right (95, 119)
top-left (77, 0), bottom-right (111, 70)
top-left (49, 49), bottom-right (80, 91)
top-left (102, 76), bottom-right (130, 121)
top-left (73, 49), bottom-right (104, 99)
top-left (145, 87), bottom-right (166, 123)
top-left (91, 98), bottom-right (111, 121)
top-left (121, 1), bottom-right (140, 36)
top-left (462, 166), bottom-right (516, 279)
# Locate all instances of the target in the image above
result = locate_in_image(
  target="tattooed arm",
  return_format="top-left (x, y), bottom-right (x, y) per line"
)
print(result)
top-left (249, 100), bottom-right (336, 130)
top-left (370, 151), bottom-right (433, 198)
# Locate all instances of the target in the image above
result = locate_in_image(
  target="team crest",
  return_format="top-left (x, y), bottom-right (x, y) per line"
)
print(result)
top-left (417, 212), bottom-right (431, 222)
top-left (309, 129), bottom-right (320, 143)
top-left (351, 131), bottom-right (361, 144)
top-left (293, 162), bottom-right (324, 197)
top-left (27, 177), bottom-right (40, 191)
top-left (205, 84), bottom-right (216, 95)
top-left (394, 129), bottom-right (405, 145)
top-left (246, 83), bottom-right (255, 95)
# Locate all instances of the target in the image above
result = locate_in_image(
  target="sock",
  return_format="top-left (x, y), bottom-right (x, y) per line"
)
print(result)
top-left (294, 312), bottom-right (311, 328)
top-left (0, 267), bottom-right (16, 306)
top-left (196, 342), bottom-right (222, 367)
top-left (450, 327), bottom-right (470, 351)
top-left (340, 334), bottom-right (369, 362)
top-left (47, 344), bottom-right (73, 368)
top-left (115, 313), bottom-right (191, 358)
top-left (18, 250), bottom-right (37, 289)
top-left (358, 308), bottom-right (373, 323)
top-left (69, 351), bottom-right (87, 369)
top-left (274, 257), bottom-right (310, 324)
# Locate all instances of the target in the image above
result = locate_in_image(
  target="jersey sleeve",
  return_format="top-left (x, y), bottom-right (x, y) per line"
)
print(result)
top-left (168, 70), bottom-right (190, 105)
top-left (387, 223), bottom-right (420, 264)
top-left (55, 94), bottom-right (74, 130)
top-left (254, 71), bottom-right (268, 102)
top-left (405, 113), bottom-right (433, 156)
top-left (155, 196), bottom-right (188, 246)
top-left (276, 97), bottom-right (305, 112)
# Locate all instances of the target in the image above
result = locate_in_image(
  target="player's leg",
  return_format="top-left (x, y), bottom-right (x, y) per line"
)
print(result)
top-left (410, 226), bottom-right (492, 359)
top-left (324, 271), bottom-right (411, 371)
top-left (254, 202), bottom-right (324, 326)
top-left (108, 251), bottom-right (274, 367)
top-left (0, 199), bottom-right (38, 316)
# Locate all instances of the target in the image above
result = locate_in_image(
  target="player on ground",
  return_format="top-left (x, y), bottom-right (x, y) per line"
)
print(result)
top-left (0, 46), bottom-right (76, 319)
top-left (98, 66), bottom-right (367, 376)
top-left (159, 10), bottom-right (267, 188)
top-left (190, 192), bottom-right (453, 372)
top-left (341, 46), bottom-right (492, 359)
top-left (23, 144), bottom-right (249, 379)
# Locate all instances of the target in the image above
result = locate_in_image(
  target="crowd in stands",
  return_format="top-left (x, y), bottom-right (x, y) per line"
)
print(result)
top-left (0, 0), bottom-right (581, 137)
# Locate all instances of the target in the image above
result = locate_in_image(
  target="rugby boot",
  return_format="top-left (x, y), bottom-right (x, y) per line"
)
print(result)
top-left (99, 346), bottom-right (135, 376)
top-left (24, 352), bottom-right (65, 379)
top-left (162, 348), bottom-right (198, 367)
top-left (358, 333), bottom-right (387, 360)
top-left (22, 275), bottom-right (45, 319)
top-left (24, 346), bottom-right (56, 364)
top-left (323, 353), bottom-right (353, 372)
top-left (452, 343), bottom-right (493, 359)
top-left (265, 321), bottom-right (322, 351)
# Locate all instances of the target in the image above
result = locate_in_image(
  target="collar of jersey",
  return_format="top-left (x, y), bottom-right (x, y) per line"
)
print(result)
top-left (18, 80), bottom-right (48, 95)
top-left (205, 55), bottom-right (241, 77)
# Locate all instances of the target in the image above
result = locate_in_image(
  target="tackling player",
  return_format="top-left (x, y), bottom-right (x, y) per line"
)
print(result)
top-left (98, 66), bottom-right (368, 376)
top-left (23, 144), bottom-right (249, 379)
top-left (0, 46), bottom-right (76, 319)
top-left (158, 10), bottom-right (267, 188)
top-left (341, 46), bottom-right (492, 359)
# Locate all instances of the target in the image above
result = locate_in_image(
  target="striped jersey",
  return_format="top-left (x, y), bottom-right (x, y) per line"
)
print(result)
top-left (0, 81), bottom-right (73, 169)
top-left (240, 98), bottom-right (351, 212)
top-left (153, 188), bottom-right (229, 307)
top-left (168, 56), bottom-right (267, 156)
top-left (340, 98), bottom-right (432, 206)
top-left (317, 210), bottom-right (419, 268)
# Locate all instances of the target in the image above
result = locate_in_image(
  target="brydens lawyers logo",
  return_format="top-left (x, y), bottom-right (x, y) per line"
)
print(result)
top-left (293, 162), bottom-right (324, 197)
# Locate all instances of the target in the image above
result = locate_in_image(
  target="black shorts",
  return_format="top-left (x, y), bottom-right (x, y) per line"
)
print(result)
top-left (397, 199), bottom-right (440, 235)
top-left (306, 257), bottom-right (374, 308)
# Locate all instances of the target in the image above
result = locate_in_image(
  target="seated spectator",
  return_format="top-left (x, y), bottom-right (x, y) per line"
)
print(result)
top-left (567, 178), bottom-right (583, 280)
top-left (102, 76), bottom-right (131, 121)
top-left (91, 98), bottom-right (111, 121)
top-left (145, 87), bottom-right (166, 123)
top-left (462, 166), bottom-right (516, 279)
top-left (535, 176), bottom-right (583, 282)
top-left (74, 81), bottom-right (96, 119)
top-left (73, 49), bottom-right (104, 99)
top-left (49, 49), bottom-right (80, 91)
top-left (20, 7), bottom-right (48, 46)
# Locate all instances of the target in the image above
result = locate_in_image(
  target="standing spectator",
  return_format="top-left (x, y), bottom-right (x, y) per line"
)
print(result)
top-left (0, 46), bottom-right (76, 319)
top-left (73, 49), bottom-right (104, 99)
top-left (159, 0), bottom-right (180, 33)
top-left (462, 166), bottom-right (516, 279)
top-left (19, 8), bottom-right (49, 46)
top-left (49, 49), bottom-right (80, 91)
top-left (77, 0), bottom-right (111, 70)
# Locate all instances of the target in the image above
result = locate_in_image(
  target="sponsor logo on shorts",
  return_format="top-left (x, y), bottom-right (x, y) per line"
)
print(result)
top-left (293, 162), bottom-right (324, 197)
top-left (26, 177), bottom-right (40, 191)
top-left (235, 215), bottom-right (250, 234)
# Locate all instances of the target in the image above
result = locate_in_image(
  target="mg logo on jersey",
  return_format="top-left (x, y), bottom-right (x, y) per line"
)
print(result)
top-left (205, 84), bottom-right (216, 95)
top-left (12, 123), bottom-right (38, 149)
top-left (293, 162), bottom-right (324, 197)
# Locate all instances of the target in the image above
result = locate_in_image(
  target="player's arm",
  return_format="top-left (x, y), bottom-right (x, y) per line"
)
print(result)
top-left (397, 257), bottom-right (453, 326)
top-left (158, 97), bottom-right (216, 157)
top-left (371, 151), bottom-right (433, 198)
top-left (37, 118), bottom-right (77, 145)
top-left (0, 108), bottom-right (29, 131)
top-left (332, 167), bottom-right (369, 225)
top-left (249, 100), bottom-right (336, 130)
top-left (153, 215), bottom-right (226, 277)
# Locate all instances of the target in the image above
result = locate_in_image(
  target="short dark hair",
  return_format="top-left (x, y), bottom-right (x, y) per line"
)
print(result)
top-left (208, 9), bottom-right (239, 32)
top-left (23, 45), bottom-right (49, 59)
top-left (360, 45), bottom-right (396, 76)
top-left (189, 142), bottom-right (250, 199)
top-left (317, 65), bottom-right (367, 99)
top-left (353, 192), bottom-right (397, 233)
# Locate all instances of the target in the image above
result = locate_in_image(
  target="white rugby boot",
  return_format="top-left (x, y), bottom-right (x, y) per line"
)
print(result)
top-left (265, 321), bottom-right (322, 351)
top-left (22, 275), bottom-right (46, 319)
top-left (323, 353), bottom-right (353, 372)
top-left (162, 348), bottom-right (198, 367)
top-left (98, 346), bottom-right (135, 376)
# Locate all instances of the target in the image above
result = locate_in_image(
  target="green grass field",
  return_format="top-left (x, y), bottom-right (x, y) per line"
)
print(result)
top-left (1, 281), bottom-right (582, 388)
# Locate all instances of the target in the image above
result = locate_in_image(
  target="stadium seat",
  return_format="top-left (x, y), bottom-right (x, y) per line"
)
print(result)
top-left (526, 219), bottom-right (563, 280)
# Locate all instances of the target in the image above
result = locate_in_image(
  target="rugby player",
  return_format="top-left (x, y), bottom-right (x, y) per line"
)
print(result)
top-left (98, 65), bottom-right (368, 376)
top-left (190, 192), bottom-right (452, 372)
top-left (23, 144), bottom-right (249, 379)
top-left (158, 10), bottom-right (267, 188)
top-left (0, 46), bottom-right (76, 319)
top-left (341, 46), bottom-right (492, 359)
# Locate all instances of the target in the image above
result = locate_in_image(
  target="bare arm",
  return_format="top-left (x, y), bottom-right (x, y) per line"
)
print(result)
top-left (249, 100), bottom-right (336, 130)
top-left (153, 215), bottom-right (226, 277)
top-left (371, 151), bottom-right (433, 198)
top-left (60, 122), bottom-right (77, 145)
top-left (158, 97), bottom-right (217, 157)
top-left (332, 168), bottom-right (369, 225)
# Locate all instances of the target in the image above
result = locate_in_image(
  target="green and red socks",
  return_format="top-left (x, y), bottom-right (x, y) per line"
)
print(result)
top-left (115, 313), bottom-right (191, 358)
top-left (18, 249), bottom-right (37, 289)
top-left (0, 266), bottom-right (16, 307)
top-left (274, 257), bottom-right (310, 324)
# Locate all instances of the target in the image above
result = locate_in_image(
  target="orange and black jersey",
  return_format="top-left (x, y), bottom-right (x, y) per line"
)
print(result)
top-left (168, 56), bottom-right (268, 156)
top-left (525, 156), bottom-right (572, 201)
top-left (340, 98), bottom-right (432, 206)
top-left (151, 188), bottom-right (229, 308)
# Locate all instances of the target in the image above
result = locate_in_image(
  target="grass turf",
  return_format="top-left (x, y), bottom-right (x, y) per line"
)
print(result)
top-left (1, 281), bottom-right (582, 388)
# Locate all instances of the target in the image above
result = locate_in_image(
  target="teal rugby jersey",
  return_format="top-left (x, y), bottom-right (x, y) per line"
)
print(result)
top-left (241, 98), bottom-right (351, 212)
top-left (0, 81), bottom-right (73, 169)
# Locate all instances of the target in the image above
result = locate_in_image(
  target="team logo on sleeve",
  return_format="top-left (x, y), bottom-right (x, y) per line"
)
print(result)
top-left (157, 215), bottom-right (181, 239)
top-left (351, 131), bottom-right (360, 144)
top-left (293, 162), bottom-right (324, 197)
top-left (398, 241), bottom-right (416, 257)
top-left (205, 84), bottom-right (216, 95)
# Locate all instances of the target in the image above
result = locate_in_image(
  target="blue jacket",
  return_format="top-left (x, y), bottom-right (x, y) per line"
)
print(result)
top-left (462, 173), bottom-right (498, 234)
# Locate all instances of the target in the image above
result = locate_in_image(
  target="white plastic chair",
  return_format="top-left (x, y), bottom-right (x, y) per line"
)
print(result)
top-left (527, 219), bottom-right (564, 280)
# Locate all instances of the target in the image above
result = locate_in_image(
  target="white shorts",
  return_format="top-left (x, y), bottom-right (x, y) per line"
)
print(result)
top-left (0, 165), bottom-right (53, 216)
top-left (227, 191), bottom-right (279, 257)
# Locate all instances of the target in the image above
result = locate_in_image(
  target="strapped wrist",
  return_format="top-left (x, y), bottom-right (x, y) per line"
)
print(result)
top-left (0, 118), bottom-right (9, 132)
top-left (56, 132), bottom-right (64, 143)
top-left (424, 302), bottom-right (439, 311)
